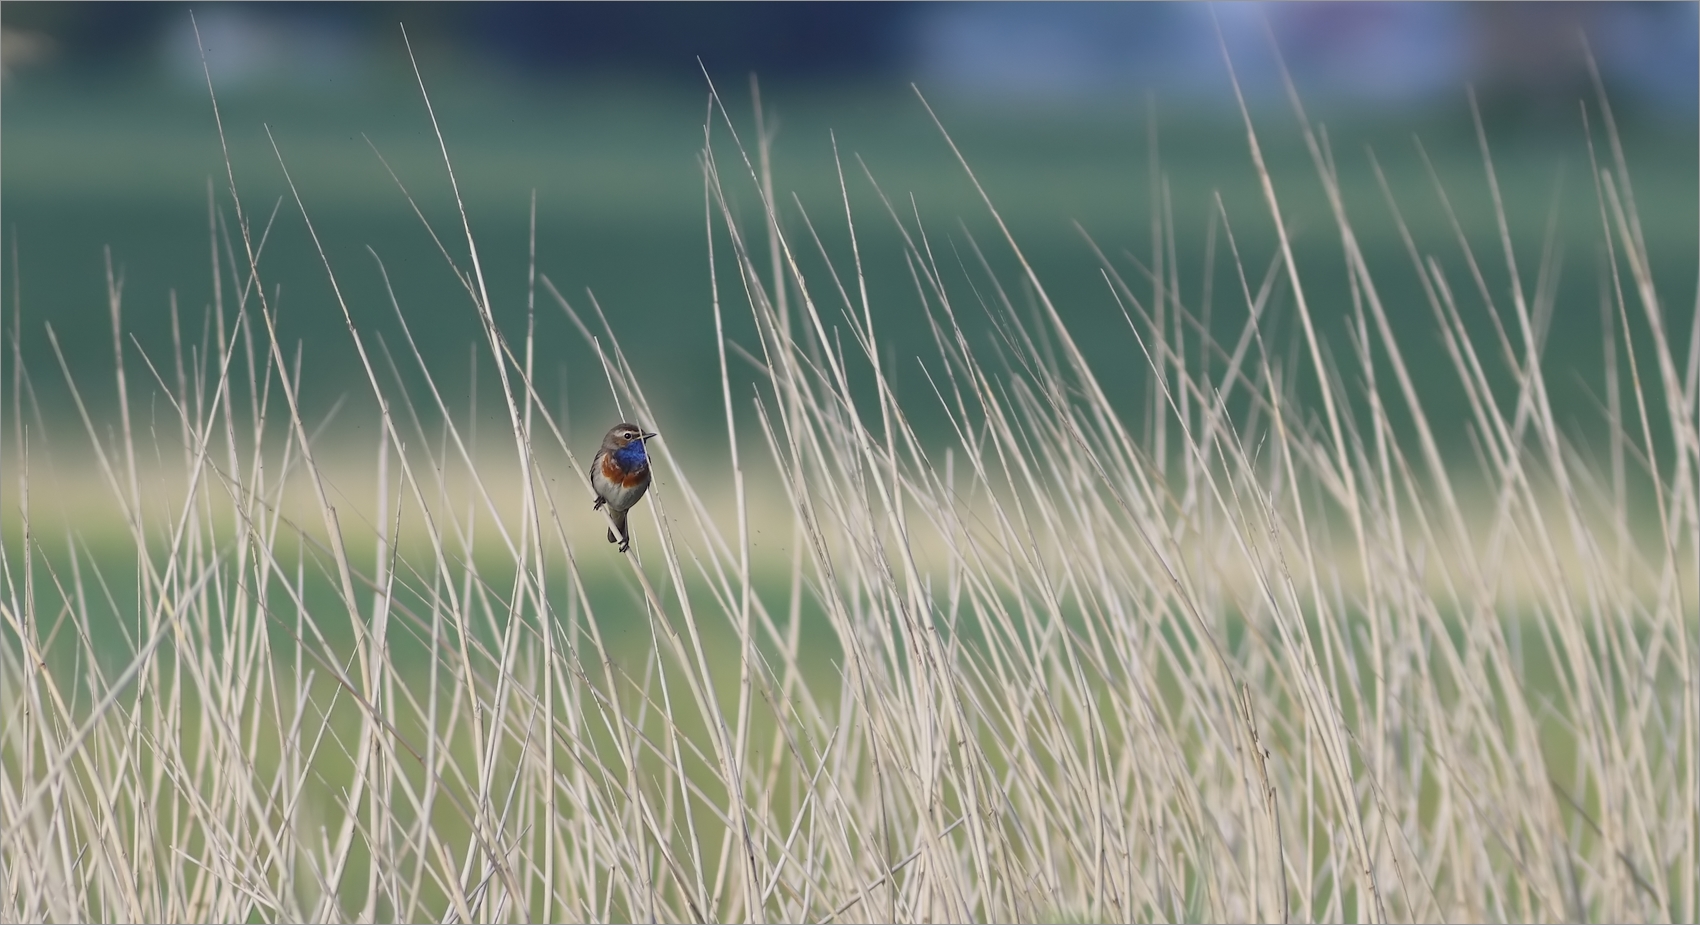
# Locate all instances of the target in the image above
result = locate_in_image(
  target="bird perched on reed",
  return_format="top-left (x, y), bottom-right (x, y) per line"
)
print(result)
top-left (589, 422), bottom-right (657, 552)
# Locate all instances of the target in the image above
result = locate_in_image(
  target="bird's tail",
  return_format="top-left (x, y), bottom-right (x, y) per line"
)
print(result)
top-left (606, 508), bottom-right (629, 546)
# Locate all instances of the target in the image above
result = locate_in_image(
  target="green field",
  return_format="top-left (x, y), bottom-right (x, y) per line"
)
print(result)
top-left (7, 71), bottom-right (1694, 446)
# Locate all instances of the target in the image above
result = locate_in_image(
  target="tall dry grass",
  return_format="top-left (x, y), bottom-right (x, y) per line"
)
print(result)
top-left (3, 37), bottom-right (1696, 924)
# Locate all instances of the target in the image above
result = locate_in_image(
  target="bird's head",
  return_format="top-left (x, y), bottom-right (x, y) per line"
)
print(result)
top-left (602, 422), bottom-right (658, 454)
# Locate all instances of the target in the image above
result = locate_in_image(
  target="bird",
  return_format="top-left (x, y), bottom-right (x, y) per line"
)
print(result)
top-left (589, 422), bottom-right (657, 552)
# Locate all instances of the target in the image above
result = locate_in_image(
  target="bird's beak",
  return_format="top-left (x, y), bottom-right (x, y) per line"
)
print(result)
top-left (641, 432), bottom-right (658, 441)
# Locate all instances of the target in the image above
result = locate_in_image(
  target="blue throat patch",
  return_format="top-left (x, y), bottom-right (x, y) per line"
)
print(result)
top-left (611, 439), bottom-right (648, 470)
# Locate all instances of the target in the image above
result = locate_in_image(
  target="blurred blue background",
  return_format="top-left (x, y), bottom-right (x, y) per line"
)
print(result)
top-left (3, 2), bottom-right (1695, 449)
top-left (7, 2), bottom-right (1695, 109)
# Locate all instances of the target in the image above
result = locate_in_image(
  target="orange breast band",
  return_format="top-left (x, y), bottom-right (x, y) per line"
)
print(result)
top-left (602, 456), bottom-right (646, 488)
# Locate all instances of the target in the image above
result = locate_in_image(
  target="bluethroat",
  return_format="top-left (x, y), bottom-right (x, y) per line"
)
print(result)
top-left (590, 422), bottom-right (657, 552)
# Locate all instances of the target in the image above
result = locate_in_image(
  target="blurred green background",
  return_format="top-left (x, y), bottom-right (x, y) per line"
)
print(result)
top-left (3, 2), bottom-right (1695, 455)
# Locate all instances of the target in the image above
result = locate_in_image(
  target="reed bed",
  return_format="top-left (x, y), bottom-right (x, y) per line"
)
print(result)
top-left (2, 43), bottom-right (1696, 924)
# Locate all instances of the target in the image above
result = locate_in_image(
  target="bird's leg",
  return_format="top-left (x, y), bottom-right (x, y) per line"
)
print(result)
top-left (592, 496), bottom-right (607, 510)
